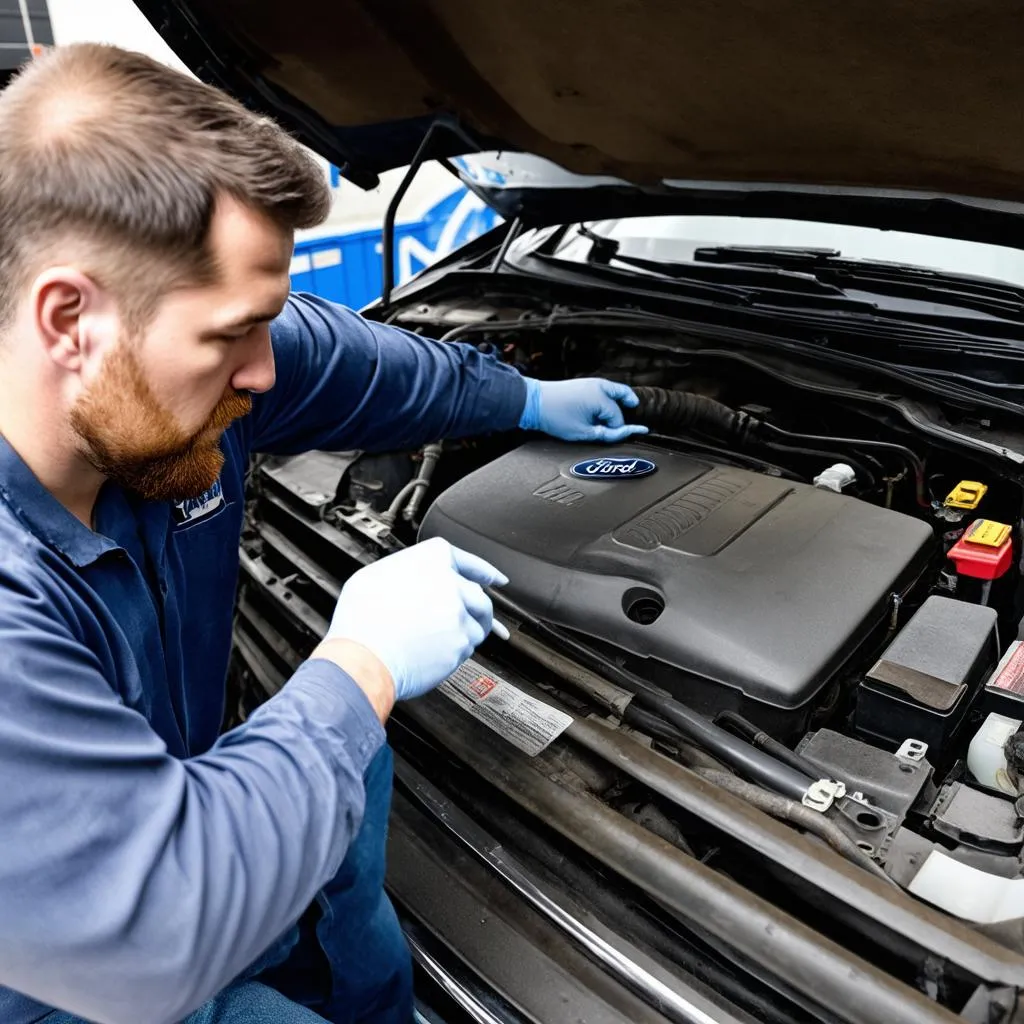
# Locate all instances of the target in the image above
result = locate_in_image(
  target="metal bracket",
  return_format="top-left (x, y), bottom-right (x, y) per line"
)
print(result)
top-left (895, 739), bottom-right (929, 764)
top-left (802, 779), bottom-right (848, 813)
top-left (888, 590), bottom-right (904, 632)
top-left (333, 505), bottom-right (395, 548)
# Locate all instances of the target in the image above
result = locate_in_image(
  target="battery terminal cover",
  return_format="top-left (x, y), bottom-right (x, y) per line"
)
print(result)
top-left (944, 480), bottom-right (988, 510)
top-left (948, 519), bottom-right (1014, 581)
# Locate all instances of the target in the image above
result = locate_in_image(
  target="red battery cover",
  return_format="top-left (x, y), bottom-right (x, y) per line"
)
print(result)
top-left (948, 519), bottom-right (1014, 581)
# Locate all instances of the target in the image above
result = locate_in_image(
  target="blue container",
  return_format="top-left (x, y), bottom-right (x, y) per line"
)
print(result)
top-left (290, 186), bottom-right (500, 309)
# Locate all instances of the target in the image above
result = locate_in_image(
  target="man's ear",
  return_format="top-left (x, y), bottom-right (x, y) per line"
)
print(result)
top-left (31, 267), bottom-right (117, 375)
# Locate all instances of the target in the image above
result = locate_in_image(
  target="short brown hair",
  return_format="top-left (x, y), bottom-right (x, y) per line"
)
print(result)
top-left (0, 43), bottom-right (330, 329)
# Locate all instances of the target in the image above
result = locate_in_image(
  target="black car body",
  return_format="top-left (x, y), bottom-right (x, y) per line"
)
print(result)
top-left (136, 3), bottom-right (1024, 1020)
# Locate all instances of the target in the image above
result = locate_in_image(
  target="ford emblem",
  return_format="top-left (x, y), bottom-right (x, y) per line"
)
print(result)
top-left (569, 456), bottom-right (657, 480)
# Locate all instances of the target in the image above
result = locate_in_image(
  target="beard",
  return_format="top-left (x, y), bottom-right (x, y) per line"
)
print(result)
top-left (70, 340), bottom-right (252, 503)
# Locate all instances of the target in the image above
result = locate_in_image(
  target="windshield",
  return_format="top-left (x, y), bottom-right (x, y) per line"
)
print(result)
top-left (539, 216), bottom-right (1024, 289)
top-left (455, 152), bottom-right (1024, 290)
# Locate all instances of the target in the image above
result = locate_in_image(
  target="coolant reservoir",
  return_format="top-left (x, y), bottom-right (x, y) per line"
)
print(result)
top-left (967, 712), bottom-right (1022, 795)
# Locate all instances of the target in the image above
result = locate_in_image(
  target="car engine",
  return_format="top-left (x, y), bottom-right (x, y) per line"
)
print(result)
top-left (420, 439), bottom-right (933, 737)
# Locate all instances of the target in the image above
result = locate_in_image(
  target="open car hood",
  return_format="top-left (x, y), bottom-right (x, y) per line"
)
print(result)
top-left (136, 0), bottom-right (1024, 245)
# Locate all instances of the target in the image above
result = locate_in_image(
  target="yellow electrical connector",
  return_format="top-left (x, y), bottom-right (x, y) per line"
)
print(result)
top-left (944, 480), bottom-right (988, 510)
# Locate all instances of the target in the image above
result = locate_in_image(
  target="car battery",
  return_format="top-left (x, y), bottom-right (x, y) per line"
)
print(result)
top-left (948, 519), bottom-right (1014, 606)
top-left (855, 595), bottom-right (998, 758)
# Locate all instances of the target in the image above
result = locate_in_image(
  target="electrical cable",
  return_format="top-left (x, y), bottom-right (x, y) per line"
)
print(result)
top-left (715, 711), bottom-right (833, 784)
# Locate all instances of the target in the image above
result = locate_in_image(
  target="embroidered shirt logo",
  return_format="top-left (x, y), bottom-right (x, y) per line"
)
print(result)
top-left (172, 479), bottom-right (225, 526)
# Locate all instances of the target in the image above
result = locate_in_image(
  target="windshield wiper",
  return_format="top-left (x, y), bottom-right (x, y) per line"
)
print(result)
top-left (530, 250), bottom-right (878, 313)
top-left (574, 244), bottom-right (1024, 340)
top-left (547, 247), bottom-right (896, 315)
top-left (693, 245), bottom-right (1024, 322)
top-left (523, 242), bottom-right (1024, 369)
top-left (566, 247), bottom-right (1024, 338)
top-left (569, 229), bottom-right (1024, 328)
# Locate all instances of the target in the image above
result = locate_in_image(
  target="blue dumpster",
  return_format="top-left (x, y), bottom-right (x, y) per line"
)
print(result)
top-left (289, 186), bottom-right (500, 309)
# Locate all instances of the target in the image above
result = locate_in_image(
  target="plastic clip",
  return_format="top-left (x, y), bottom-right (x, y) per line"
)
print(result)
top-left (802, 779), bottom-right (847, 813)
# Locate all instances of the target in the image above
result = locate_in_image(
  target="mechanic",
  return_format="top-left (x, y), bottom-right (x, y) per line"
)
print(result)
top-left (0, 43), bottom-right (649, 1024)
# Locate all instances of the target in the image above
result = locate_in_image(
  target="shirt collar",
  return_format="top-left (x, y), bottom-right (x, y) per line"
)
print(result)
top-left (0, 433), bottom-right (121, 567)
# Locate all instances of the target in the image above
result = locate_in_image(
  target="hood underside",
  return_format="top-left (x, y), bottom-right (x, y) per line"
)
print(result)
top-left (143, 1), bottom-right (1024, 212)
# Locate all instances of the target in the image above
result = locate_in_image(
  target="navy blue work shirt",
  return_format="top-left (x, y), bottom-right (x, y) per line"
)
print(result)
top-left (0, 293), bottom-right (526, 1024)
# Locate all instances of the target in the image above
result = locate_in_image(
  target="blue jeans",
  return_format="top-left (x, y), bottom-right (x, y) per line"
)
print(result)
top-left (45, 747), bottom-right (412, 1024)
top-left (44, 981), bottom-right (331, 1024)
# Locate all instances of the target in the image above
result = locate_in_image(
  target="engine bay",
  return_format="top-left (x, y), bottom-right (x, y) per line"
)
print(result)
top-left (234, 295), bottom-right (1024, 1018)
top-left (364, 307), bottom-right (1024, 925)
top-left (411, 425), bottom-right (1024, 926)
top-left (420, 438), bottom-right (933, 736)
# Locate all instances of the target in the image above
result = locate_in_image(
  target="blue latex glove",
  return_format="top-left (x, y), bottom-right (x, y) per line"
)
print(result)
top-left (327, 537), bottom-right (510, 701)
top-left (519, 377), bottom-right (649, 443)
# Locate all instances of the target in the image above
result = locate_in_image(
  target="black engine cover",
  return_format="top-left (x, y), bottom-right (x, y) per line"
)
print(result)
top-left (420, 441), bottom-right (933, 732)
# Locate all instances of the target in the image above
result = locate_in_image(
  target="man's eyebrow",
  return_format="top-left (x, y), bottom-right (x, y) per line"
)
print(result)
top-left (209, 309), bottom-right (281, 334)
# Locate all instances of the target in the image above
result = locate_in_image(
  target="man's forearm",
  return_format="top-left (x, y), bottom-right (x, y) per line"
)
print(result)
top-left (251, 295), bottom-right (528, 456)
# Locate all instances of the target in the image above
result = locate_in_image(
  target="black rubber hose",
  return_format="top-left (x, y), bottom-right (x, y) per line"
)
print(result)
top-left (623, 704), bottom-right (729, 771)
top-left (629, 387), bottom-right (925, 504)
top-left (628, 386), bottom-right (760, 442)
top-left (715, 711), bottom-right (832, 783)
top-left (761, 422), bottom-right (930, 508)
top-left (631, 689), bottom-right (815, 801)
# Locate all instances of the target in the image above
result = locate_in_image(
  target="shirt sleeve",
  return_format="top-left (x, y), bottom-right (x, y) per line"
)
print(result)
top-left (0, 566), bottom-right (385, 1024)
top-left (248, 292), bottom-right (527, 455)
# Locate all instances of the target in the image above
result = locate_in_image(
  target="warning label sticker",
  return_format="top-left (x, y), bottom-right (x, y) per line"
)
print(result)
top-left (439, 660), bottom-right (573, 757)
top-left (990, 642), bottom-right (1024, 696)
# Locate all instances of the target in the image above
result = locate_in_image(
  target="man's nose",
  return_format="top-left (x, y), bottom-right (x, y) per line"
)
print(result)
top-left (231, 326), bottom-right (276, 394)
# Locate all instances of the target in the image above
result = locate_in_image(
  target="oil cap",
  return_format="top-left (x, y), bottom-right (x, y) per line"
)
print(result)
top-left (948, 519), bottom-right (1013, 581)
top-left (944, 480), bottom-right (988, 510)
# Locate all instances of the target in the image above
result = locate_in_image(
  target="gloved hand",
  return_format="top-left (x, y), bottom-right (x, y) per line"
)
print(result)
top-left (327, 537), bottom-right (510, 701)
top-left (518, 377), bottom-right (649, 443)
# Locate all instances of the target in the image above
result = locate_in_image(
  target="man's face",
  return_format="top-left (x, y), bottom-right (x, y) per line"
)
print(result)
top-left (70, 198), bottom-right (292, 502)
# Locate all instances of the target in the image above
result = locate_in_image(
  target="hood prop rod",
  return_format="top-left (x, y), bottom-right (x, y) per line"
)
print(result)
top-left (381, 118), bottom-right (489, 311)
